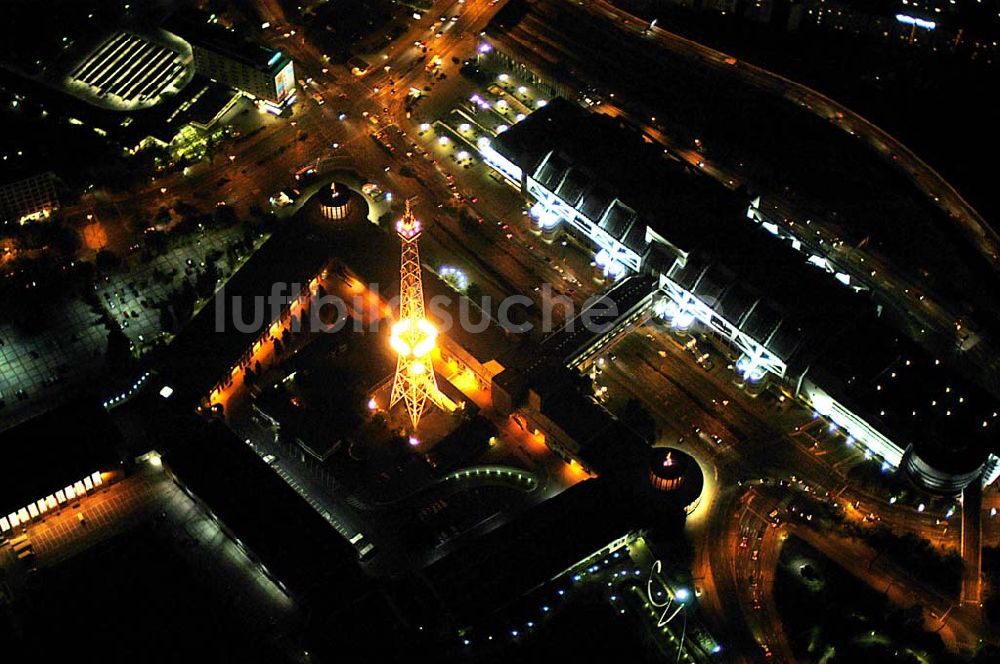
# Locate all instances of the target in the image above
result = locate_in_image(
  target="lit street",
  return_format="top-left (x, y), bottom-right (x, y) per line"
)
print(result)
top-left (3, 0), bottom-right (1000, 661)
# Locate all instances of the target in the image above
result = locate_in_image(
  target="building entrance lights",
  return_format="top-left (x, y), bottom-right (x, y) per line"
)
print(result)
top-left (736, 352), bottom-right (768, 383)
top-left (529, 201), bottom-right (561, 230)
top-left (655, 298), bottom-right (695, 331)
top-left (595, 248), bottom-right (628, 279)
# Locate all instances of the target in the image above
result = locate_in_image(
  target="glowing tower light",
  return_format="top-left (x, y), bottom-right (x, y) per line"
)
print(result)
top-left (389, 200), bottom-right (440, 430)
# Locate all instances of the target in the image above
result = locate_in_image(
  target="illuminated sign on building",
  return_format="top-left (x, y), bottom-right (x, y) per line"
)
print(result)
top-left (896, 14), bottom-right (936, 30)
top-left (274, 60), bottom-right (296, 102)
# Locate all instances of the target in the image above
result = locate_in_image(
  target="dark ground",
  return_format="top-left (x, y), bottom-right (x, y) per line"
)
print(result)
top-left (2, 525), bottom-right (295, 663)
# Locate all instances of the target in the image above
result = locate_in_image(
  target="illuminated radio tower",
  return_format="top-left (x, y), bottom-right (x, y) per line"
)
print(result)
top-left (389, 200), bottom-right (439, 430)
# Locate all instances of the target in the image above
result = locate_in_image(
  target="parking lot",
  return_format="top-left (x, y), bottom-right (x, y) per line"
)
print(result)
top-left (0, 299), bottom-right (108, 424)
top-left (1, 225), bottom-right (254, 427)
top-left (416, 65), bottom-right (551, 180)
top-left (94, 225), bottom-right (249, 349)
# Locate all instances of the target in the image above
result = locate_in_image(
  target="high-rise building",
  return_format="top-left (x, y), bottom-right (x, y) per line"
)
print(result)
top-left (165, 11), bottom-right (295, 108)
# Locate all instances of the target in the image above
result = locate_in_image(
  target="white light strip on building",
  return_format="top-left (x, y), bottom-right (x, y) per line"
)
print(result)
top-left (525, 181), bottom-right (643, 271)
top-left (480, 142), bottom-right (522, 184)
top-left (0, 471), bottom-right (106, 534)
top-left (495, 150), bottom-right (939, 480)
top-left (896, 14), bottom-right (936, 30)
top-left (657, 277), bottom-right (787, 378)
top-left (804, 387), bottom-right (904, 467)
top-left (745, 199), bottom-right (868, 293)
top-left (524, 177), bottom-right (789, 378)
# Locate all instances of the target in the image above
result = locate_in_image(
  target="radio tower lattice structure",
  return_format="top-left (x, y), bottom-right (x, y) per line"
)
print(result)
top-left (389, 200), bottom-right (439, 430)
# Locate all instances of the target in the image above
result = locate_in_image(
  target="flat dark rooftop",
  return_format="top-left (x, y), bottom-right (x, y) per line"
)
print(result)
top-left (163, 419), bottom-right (369, 602)
top-left (419, 476), bottom-right (673, 621)
top-left (426, 415), bottom-right (497, 472)
top-left (161, 218), bottom-right (337, 407)
top-left (11, 524), bottom-right (295, 663)
top-left (494, 98), bottom-right (744, 253)
top-left (809, 315), bottom-right (1000, 471)
top-left (666, 224), bottom-right (870, 362)
top-left (530, 274), bottom-right (656, 372)
top-left (496, 99), bottom-right (870, 357)
top-left (182, 79), bottom-right (239, 127)
top-left (540, 387), bottom-right (613, 450)
top-left (165, 9), bottom-right (288, 72)
top-left (0, 67), bottom-right (234, 148)
top-left (531, 366), bottom-right (649, 476)
top-left (0, 396), bottom-right (123, 511)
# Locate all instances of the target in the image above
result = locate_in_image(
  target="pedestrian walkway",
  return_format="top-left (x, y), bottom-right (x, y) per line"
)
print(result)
top-left (960, 480), bottom-right (983, 606)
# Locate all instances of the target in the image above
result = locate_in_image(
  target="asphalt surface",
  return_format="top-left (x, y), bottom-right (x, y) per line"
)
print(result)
top-left (7, 0), bottom-right (997, 658)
